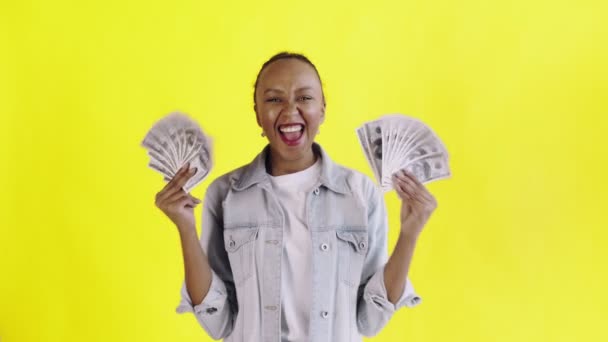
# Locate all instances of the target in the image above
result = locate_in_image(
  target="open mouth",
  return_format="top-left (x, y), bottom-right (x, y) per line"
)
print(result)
top-left (278, 123), bottom-right (305, 146)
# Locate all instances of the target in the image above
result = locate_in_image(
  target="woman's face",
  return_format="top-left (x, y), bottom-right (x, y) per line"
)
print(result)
top-left (254, 58), bottom-right (325, 162)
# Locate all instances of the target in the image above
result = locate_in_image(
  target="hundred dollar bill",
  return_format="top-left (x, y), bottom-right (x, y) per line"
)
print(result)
top-left (403, 154), bottom-right (451, 184)
top-left (356, 122), bottom-right (383, 183)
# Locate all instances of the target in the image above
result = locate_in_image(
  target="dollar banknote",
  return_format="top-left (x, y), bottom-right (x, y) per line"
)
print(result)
top-left (356, 113), bottom-right (451, 191)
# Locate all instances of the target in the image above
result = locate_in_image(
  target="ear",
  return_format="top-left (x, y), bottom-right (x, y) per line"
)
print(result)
top-left (320, 102), bottom-right (326, 125)
top-left (254, 104), bottom-right (262, 127)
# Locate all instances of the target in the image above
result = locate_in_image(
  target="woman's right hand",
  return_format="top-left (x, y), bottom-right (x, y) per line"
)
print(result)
top-left (155, 162), bottom-right (201, 233)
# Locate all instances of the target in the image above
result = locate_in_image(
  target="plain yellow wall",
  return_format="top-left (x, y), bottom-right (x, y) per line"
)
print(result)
top-left (1, 0), bottom-right (607, 341)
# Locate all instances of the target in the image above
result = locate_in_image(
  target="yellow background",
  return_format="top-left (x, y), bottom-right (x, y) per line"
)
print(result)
top-left (1, 0), bottom-right (607, 341)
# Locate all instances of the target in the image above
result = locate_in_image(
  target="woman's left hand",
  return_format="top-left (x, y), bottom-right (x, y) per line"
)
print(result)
top-left (392, 169), bottom-right (438, 238)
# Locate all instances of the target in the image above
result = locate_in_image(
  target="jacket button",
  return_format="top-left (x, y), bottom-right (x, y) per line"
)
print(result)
top-left (320, 243), bottom-right (329, 251)
top-left (321, 311), bottom-right (329, 318)
top-left (358, 241), bottom-right (366, 250)
top-left (265, 305), bottom-right (278, 311)
top-left (313, 188), bottom-right (320, 195)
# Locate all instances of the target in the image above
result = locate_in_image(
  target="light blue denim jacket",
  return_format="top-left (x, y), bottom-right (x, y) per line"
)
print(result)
top-left (176, 143), bottom-right (422, 341)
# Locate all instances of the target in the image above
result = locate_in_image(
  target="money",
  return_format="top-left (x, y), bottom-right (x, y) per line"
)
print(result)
top-left (356, 113), bottom-right (451, 192)
top-left (403, 153), bottom-right (451, 184)
top-left (141, 112), bottom-right (213, 193)
top-left (356, 123), bottom-right (383, 182)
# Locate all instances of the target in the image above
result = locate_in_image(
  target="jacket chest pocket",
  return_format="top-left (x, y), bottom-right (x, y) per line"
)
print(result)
top-left (224, 227), bottom-right (259, 285)
top-left (336, 230), bottom-right (369, 287)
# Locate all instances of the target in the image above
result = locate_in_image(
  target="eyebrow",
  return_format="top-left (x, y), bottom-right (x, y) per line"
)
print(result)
top-left (264, 86), bottom-right (313, 94)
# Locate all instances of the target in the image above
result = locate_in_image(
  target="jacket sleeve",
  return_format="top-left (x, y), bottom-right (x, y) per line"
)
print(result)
top-left (356, 179), bottom-right (422, 336)
top-left (175, 180), bottom-right (237, 340)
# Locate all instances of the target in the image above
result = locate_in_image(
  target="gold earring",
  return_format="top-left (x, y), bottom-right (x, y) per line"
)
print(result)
top-left (261, 131), bottom-right (266, 137)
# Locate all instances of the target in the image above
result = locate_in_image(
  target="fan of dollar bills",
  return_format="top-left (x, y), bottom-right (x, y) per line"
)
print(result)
top-left (356, 114), bottom-right (451, 192)
top-left (141, 112), bottom-right (212, 193)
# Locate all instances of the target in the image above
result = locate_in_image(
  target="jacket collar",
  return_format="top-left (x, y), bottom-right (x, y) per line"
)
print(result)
top-left (231, 143), bottom-right (349, 194)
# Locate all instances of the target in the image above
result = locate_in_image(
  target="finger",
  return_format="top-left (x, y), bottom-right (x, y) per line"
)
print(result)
top-left (165, 189), bottom-right (189, 205)
top-left (175, 195), bottom-right (197, 209)
top-left (160, 166), bottom-right (197, 200)
top-left (190, 195), bottom-right (202, 204)
top-left (185, 197), bottom-right (202, 209)
top-left (167, 192), bottom-right (201, 207)
top-left (395, 173), bottom-right (427, 204)
top-left (394, 182), bottom-right (411, 201)
top-left (156, 166), bottom-right (190, 208)
top-left (392, 176), bottom-right (412, 200)
top-left (167, 164), bottom-right (194, 190)
top-left (168, 162), bottom-right (190, 185)
top-left (394, 172), bottom-right (417, 195)
top-left (187, 199), bottom-right (201, 208)
top-left (183, 194), bottom-right (202, 206)
top-left (397, 170), bottom-right (434, 202)
top-left (172, 167), bottom-right (197, 192)
top-left (394, 170), bottom-right (412, 186)
top-left (158, 163), bottom-right (190, 196)
top-left (397, 186), bottom-right (412, 201)
top-left (191, 196), bottom-right (201, 206)
top-left (401, 169), bottom-right (428, 192)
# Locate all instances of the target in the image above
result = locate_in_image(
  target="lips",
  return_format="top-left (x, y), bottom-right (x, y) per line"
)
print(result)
top-left (278, 123), bottom-right (305, 146)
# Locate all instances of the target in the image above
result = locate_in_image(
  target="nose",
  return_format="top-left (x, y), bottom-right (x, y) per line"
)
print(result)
top-left (283, 100), bottom-right (300, 117)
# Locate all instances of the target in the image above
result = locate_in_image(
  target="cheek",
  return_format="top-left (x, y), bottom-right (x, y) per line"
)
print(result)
top-left (302, 109), bottom-right (324, 127)
top-left (258, 109), bottom-right (278, 127)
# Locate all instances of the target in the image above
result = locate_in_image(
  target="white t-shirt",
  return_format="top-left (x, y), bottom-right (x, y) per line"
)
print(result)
top-left (269, 158), bottom-right (321, 342)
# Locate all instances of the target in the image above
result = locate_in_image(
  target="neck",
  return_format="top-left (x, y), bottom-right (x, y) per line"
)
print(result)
top-left (267, 147), bottom-right (317, 176)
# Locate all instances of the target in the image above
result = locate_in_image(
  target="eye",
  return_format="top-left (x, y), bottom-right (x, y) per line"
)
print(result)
top-left (265, 97), bottom-right (281, 103)
top-left (299, 96), bottom-right (313, 101)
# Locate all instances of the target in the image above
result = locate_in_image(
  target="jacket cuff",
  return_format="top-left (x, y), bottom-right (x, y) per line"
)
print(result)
top-left (175, 270), bottom-right (228, 315)
top-left (364, 265), bottom-right (422, 312)
top-left (395, 275), bottom-right (422, 309)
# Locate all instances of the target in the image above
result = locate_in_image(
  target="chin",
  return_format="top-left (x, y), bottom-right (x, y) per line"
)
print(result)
top-left (272, 139), bottom-right (313, 161)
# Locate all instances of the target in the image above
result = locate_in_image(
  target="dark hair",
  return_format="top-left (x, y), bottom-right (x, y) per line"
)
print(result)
top-left (253, 51), bottom-right (325, 106)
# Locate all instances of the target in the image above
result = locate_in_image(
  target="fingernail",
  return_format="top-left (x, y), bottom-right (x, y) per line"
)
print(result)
top-left (190, 167), bottom-right (197, 174)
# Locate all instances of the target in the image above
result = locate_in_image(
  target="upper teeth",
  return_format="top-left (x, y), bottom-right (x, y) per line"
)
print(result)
top-left (280, 125), bottom-right (302, 133)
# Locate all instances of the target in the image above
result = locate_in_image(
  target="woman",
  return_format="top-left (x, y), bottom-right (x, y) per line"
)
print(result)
top-left (156, 52), bottom-right (438, 341)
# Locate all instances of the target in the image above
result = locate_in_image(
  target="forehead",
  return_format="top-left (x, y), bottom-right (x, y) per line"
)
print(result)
top-left (257, 58), bottom-right (321, 89)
